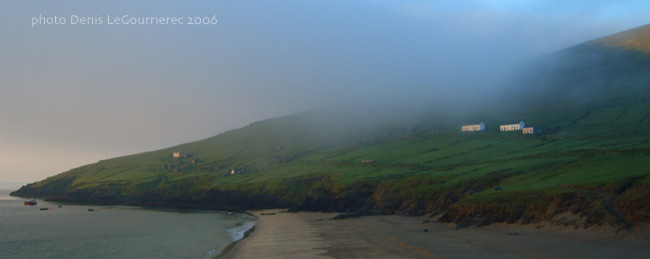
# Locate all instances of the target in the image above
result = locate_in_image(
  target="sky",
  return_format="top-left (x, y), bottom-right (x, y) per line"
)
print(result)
top-left (1, 0), bottom-right (649, 183)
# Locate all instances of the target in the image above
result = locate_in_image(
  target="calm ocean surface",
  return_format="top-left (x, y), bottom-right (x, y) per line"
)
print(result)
top-left (0, 187), bottom-right (254, 259)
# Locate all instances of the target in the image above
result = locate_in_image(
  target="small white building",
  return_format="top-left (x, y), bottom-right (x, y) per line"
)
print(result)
top-left (461, 122), bottom-right (485, 132)
top-left (522, 127), bottom-right (540, 134)
top-left (500, 121), bottom-right (525, 131)
top-left (172, 152), bottom-right (187, 158)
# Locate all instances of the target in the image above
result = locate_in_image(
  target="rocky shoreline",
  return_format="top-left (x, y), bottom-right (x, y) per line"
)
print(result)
top-left (12, 180), bottom-right (650, 231)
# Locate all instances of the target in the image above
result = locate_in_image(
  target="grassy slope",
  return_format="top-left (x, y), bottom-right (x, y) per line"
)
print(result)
top-left (13, 25), bottom-right (650, 228)
top-left (595, 24), bottom-right (650, 54)
top-left (13, 93), bottom-right (650, 226)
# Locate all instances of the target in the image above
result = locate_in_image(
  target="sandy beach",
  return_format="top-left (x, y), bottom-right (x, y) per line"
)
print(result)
top-left (222, 209), bottom-right (650, 259)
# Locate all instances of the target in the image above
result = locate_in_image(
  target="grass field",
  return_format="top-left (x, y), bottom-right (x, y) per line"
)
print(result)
top-left (13, 91), bottom-right (650, 228)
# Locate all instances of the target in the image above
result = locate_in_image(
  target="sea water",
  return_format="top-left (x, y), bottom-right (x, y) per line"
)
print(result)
top-left (0, 186), bottom-right (254, 258)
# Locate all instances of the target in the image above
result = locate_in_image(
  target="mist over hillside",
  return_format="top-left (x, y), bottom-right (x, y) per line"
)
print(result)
top-left (307, 24), bottom-right (650, 132)
top-left (502, 24), bottom-right (650, 113)
top-left (12, 24), bottom-right (650, 229)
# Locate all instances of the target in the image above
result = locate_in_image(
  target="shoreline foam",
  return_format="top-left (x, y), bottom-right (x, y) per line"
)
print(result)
top-left (227, 221), bottom-right (257, 242)
top-left (213, 225), bottom-right (256, 259)
top-left (211, 212), bottom-right (257, 259)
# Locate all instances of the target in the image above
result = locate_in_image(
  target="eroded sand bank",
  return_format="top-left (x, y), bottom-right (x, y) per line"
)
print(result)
top-left (223, 209), bottom-right (650, 258)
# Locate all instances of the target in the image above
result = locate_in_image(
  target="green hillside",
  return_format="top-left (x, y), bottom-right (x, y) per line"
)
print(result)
top-left (13, 24), bottom-right (650, 229)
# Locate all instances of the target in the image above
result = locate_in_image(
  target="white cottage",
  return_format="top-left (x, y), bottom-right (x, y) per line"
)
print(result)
top-left (522, 127), bottom-right (540, 134)
top-left (500, 121), bottom-right (525, 131)
top-left (461, 122), bottom-right (485, 132)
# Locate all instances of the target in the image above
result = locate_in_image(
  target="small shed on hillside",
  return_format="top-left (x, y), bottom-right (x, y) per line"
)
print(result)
top-left (230, 169), bottom-right (246, 175)
top-left (523, 127), bottom-right (541, 134)
top-left (172, 152), bottom-right (187, 158)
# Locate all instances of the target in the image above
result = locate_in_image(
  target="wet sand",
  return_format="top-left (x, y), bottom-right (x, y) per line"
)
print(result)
top-left (223, 209), bottom-right (650, 258)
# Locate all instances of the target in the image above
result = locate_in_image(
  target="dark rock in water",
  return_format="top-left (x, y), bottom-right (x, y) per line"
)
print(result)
top-left (260, 212), bottom-right (276, 216)
top-left (423, 229), bottom-right (429, 232)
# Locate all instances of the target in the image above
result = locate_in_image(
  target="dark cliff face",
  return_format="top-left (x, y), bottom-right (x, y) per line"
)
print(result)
top-left (13, 172), bottom-right (650, 229)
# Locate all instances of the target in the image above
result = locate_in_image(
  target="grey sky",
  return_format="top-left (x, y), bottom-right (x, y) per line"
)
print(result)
top-left (1, 1), bottom-right (649, 183)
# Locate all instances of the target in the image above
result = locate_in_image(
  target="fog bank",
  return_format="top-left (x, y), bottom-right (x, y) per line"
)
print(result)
top-left (1, 1), bottom-right (649, 182)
